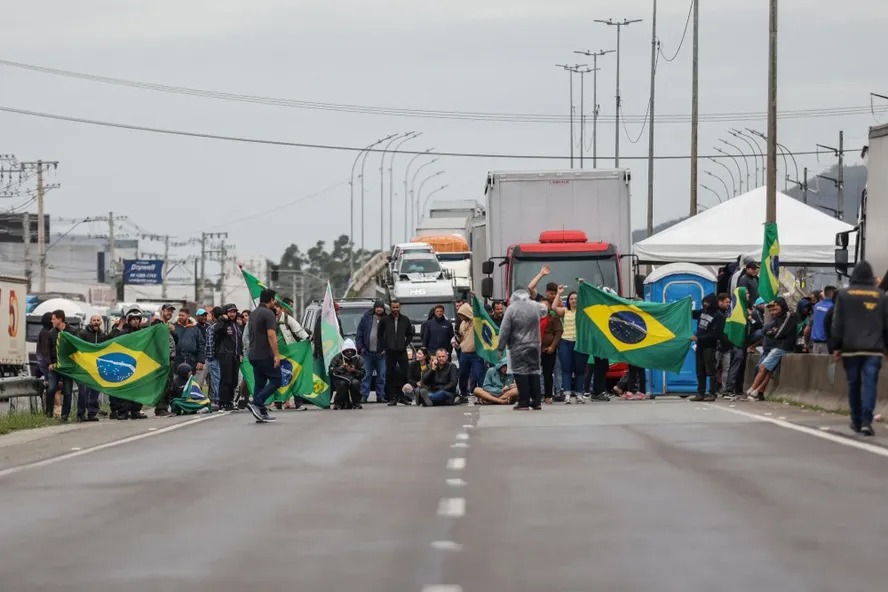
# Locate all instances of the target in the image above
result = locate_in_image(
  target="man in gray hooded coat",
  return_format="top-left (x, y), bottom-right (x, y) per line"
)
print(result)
top-left (497, 289), bottom-right (547, 410)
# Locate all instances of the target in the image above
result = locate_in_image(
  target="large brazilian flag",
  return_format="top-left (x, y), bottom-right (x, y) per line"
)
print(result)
top-left (241, 340), bottom-right (315, 405)
top-left (55, 323), bottom-right (171, 406)
top-left (576, 283), bottom-right (693, 373)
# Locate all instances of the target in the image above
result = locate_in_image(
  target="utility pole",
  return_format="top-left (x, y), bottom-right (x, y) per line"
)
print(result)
top-left (108, 211), bottom-right (121, 300)
top-left (577, 67), bottom-right (593, 169)
top-left (199, 232), bottom-right (228, 303)
top-left (595, 18), bottom-right (642, 167)
top-left (788, 167), bottom-right (809, 204)
top-left (817, 131), bottom-right (845, 220)
top-left (22, 212), bottom-right (31, 289)
top-left (765, 0), bottom-right (778, 224)
top-left (647, 0), bottom-right (658, 237)
top-left (162, 235), bottom-right (170, 298)
top-left (17, 160), bottom-right (59, 291)
top-left (555, 65), bottom-right (577, 168)
top-left (575, 49), bottom-right (615, 169)
top-left (691, 0), bottom-right (700, 216)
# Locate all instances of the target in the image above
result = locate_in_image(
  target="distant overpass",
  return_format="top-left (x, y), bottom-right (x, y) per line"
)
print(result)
top-left (345, 252), bottom-right (387, 298)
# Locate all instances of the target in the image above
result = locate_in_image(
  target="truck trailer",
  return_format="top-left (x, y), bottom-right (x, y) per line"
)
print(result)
top-left (478, 169), bottom-right (632, 300)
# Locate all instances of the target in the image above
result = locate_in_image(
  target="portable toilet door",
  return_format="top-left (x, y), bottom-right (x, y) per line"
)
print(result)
top-left (643, 263), bottom-right (717, 396)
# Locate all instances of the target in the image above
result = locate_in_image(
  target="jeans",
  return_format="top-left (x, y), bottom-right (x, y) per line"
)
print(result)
top-left (206, 359), bottom-right (221, 404)
top-left (727, 346), bottom-right (746, 393)
top-left (361, 352), bottom-right (387, 401)
top-left (76, 383), bottom-right (101, 418)
top-left (249, 356), bottom-right (282, 413)
top-left (457, 352), bottom-right (486, 397)
top-left (557, 340), bottom-right (588, 394)
top-left (428, 390), bottom-right (456, 406)
top-left (46, 370), bottom-right (73, 419)
top-left (842, 355), bottom-right (883, 428)
top-left (514, 373), bottom-right (542, 408)
top-left (716, 350), bottom-right (733, 391)
top-left (553, 355), bottom-right (563, 396)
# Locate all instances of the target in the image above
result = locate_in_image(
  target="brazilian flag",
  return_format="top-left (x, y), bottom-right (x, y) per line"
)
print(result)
top-left (55, 324), bottom-right (171, 406)
top-left (241, 340), bottom-right (315, 405)
top-left (759, 222), bottom-right (780, 302)
top-left (724, 287), bottom-right (748, 348)
top-left (576, 282), bottom-right (693, 373)
top-left (240, 266), bottom-right (294, 314)
top-left (305, 356), bottom-right (332, 410)
top-left (472, 295), bottom-right (500, 365)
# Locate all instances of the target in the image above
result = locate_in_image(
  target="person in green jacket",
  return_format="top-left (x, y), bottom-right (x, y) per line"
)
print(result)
top-left (473, 358), bottom-right (518, 405)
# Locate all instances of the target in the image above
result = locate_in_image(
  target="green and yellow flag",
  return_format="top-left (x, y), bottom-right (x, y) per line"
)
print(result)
top-left (307, 357), bottom-right (332, 409)
top-left (724, 286), bottom-right (748, 348)
top-left (576, 283), bottom-right (693, 373)
top-left (759, 222), bottom-right (780, 302)
top-left (240, 266), bottom-right (294, 314)
top-left (472, 295), bottom-right (500, 365)
top-left (241, 340), bottom-right (315, 405)
top-left (55, 323), bottom-right (171, 406)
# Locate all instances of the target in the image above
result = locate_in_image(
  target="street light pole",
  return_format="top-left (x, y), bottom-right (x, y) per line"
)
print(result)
top-left (713, 147), bottom-right (744, 195)
top-left (575, 49), bottom-right (615, 168)
top-left (707, 157), bottom-right (737, 196)
top-left (730, 130), bottom-right (761, 187)
top-left (720, 138), bottom-right (752, 192)
top-left (416, 171), bottom-right (446, 226)
top-left (595, 17), bottom-right (642, 167)
top-left (403, 148), bottom-right (434, 242)
top-left (701, 184), bottom-right (724, 203)
top-left (421, 185), bottom-right (449, 217)
top-left (388, 132), bottom-right (420, 248)
top-left (350, 137), bottom-right (390, 276)
top-left (555, 64), bottom-right (581, 168)
top-left (704, 170), bottom-right (731, 202)
top-left (380, 133), bottom-right (411, 251)
top-left (360, 133), bottom-right (396, 254)
top-left (410, 159), bottom-right (440, 228)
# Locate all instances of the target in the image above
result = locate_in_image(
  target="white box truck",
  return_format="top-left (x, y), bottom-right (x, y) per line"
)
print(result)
top-left (479, 169), bottom-right (632, 299)
top-left (428, 199), bottom-right (482, 221)
top-left (836, 123), bottom-right (888, 277)
top-left (414, 217), bottom-right (472, 241)
top-left (1, 275), bottom-right (28, 375)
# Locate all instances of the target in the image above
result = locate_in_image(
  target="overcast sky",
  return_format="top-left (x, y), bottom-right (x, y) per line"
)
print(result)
top-left (1, 0), bottom-right (886, 275)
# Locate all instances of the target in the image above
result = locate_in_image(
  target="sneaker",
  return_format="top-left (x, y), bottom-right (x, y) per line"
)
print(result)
top-left (154, 408), bottom-right (171, 417)
top-left (353, 403), bottom-right (363, 410)
top-left (689, 395), bottom-right (705, 402)
top-left (84, 415), bottom-right (99, 422)
top-left (130, 412), bottom-right (148, 420)
top-left (702, 394), bottom-right (716, 402)
top-left (861, 424), bottom-right (875, 437)
top-left (595, 392), bottom-right (611, 402)
top-left (532, 405), bottom-right (543, 410)
top-left (387, 400), bottom-right (398, 406)
top-left (117, 413), bottom-right (129, 421)
top-left (259, 412), bottom-right (276, 423)
top-left (513, 405), bottom-right (530, 411)
top-left (564, 396), bottom-right (573, 405)
top-left (246, 403), bottom-right (263, 421)
top-left (850, 421), bottom-right (862, 433)
top-left (576, 394), bottom-right (586, 404)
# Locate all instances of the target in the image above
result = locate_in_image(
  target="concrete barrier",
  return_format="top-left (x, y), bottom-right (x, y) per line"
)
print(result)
top-left (744, 353), bottom-right (888, 418)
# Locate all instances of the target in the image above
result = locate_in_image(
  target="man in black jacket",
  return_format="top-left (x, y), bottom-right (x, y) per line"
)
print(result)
top-left (76, 314), bottom-right (107, 422)
top-left (46, 309), bottom-right (76, 421)
top-left (421, 304), bottom-right (454, 354)
top-left (329, 338), bottom-right (366, 410)
top-left (691, 293), bottom-right (729, 402)
top-left (417, 348), bottom-right (459, 406)
top-left (214, 303), bottom-right (243, 410)
top-left (831, 261), bottom-right (888, 435)
top-left (379, 299), bottom-right (414, 406)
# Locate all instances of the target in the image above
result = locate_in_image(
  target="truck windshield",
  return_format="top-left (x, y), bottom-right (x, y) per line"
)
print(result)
top-left (399, 258), bottom-right (442, 275)
top-left (510, 258), bottom-right (619, 295)
top-left (397, 301), bottom-right (456, 322)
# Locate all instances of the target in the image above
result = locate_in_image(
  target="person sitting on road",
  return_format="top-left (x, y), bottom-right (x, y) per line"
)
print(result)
top-left (402, 347), bottom-right (431, 404)
top-left (329, 338), bottom-right (366, 410)
top-left (474, 358), bottom-right (518, 405)
top-left (416, 348), bottom-right (459, 406)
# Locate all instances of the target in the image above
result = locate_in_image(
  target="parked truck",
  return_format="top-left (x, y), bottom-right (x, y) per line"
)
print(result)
top-left (836, 123), bottom-right (887, 277)
top-left (414, 216), bottom-right (472, 242)
top-left (477, 169), bottom-right (632, 300)
top-left (1, 275), bottom-right (28, 377)
top-left (428, 199), bottom-right (483, 221)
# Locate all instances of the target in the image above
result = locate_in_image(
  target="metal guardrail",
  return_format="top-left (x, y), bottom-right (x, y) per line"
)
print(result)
top-left (346, 252), bottom-right (388, 297)
top-left (0, 376), bottom-right (42, 399)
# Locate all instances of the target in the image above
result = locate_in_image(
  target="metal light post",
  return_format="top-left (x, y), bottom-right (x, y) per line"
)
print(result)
top-left (388, 132), bottom-right (421, 247)
top-left (704, 170), bottom-right (731, 202)
top-left (713, 147), bottom-right (744, 195)
top-left (403, 148), bottom-right (434, 242)
top-left (350, 136), bottom-right (393, 276)
top-left (701, 184), bottom-right (725, 204)
top-left (380, 132), bottom-right (412, 250)
top-left (410, 159), bottom-right (440, 228)
top-left (720, 138), bottom-right (752, 192)
top-left (707, 157), bottom-right (737, 196)
top-left (415, 171), bottom-right (446, 227)
top-left (595, 17), bottom-right (642, 167)
top-left (555, 64), bottom-right (578, 168)
top-left (421, 185), bottom-right (449, 218)
top-left (575, 49), bottom-right (615, 168)
top-left (360, 133), bottom-right (397, 254)
top-left (730, 129), bottom-right (762, 187)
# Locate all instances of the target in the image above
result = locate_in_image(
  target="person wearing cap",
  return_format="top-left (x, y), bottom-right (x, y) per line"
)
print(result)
top-left (213, 303), bottom-right (243, 411)
top-left (109, 308), bottom-right (149, 419)
top-left (205, 306), bottom-right (225, 406)
top-left (730, 257), bottom-right (760, 309)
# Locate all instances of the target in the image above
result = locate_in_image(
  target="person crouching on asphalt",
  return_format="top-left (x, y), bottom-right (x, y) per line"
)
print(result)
top-left (415, 348), bottom-right (459, 406)
top-left (745, 297), bottom-right (796, 401)
top-left (329, 339), bottom-right (366, 410)
top-left (474, 358), bottom-right (518, 405)
top-left (691, 293), bottom-right (728, 402)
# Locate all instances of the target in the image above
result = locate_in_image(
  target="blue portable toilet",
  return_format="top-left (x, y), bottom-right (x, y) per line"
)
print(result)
top-left (643, 263), bottom-right (717, 395)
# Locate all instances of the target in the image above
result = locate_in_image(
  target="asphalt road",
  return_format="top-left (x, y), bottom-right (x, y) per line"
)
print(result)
top-left (1, 399), bottom-right (887, 591)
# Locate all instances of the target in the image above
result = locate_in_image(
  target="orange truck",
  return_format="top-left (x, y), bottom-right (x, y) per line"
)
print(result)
top-left (411, 234), bottom-right (473, 300)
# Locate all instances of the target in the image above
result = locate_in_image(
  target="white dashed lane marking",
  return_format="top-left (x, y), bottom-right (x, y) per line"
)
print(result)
top-left (437, 498), bottom-right (466, 517)
top-left (446, 458), bottom-right (466, 470)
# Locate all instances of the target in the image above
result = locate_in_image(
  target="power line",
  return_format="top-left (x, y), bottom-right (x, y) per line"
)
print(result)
top-left (0, 58), bottom-right (885, 124)
top-left (658, 0), bottom-right (695, 62)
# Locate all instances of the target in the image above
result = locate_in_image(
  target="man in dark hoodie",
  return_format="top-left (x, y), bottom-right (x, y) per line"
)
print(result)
top-left (356, 300), bottom-right (387, 403)
top-left (830, 261), bottom-right (888, 436)
top-left (746, 297), bottom-right (796, 401)
top-left (691, 293), bottom-right (729, 402)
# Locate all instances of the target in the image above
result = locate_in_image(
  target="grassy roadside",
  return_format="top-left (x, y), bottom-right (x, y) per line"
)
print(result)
top-left (767, 396), bottom-right (850, 416)
top-left (0, 411), bottom-right (59, 435)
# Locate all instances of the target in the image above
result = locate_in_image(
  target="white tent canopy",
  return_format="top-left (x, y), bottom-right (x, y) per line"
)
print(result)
top-left (634, 187), bottom-right (854, 265)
